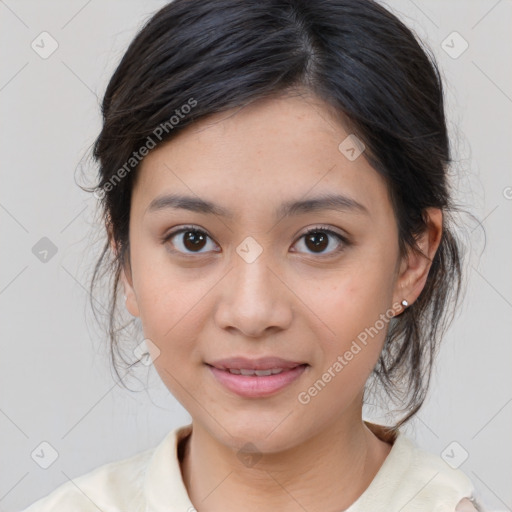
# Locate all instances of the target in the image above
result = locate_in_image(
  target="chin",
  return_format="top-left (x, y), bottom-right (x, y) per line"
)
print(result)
top-left (207, 412), bottom-right (304, 455)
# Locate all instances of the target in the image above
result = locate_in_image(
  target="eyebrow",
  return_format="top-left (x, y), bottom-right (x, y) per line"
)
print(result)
top-left (146, 192), bottom-right (369, 219)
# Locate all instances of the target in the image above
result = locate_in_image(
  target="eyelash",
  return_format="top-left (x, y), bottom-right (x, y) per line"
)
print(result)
top-left (161, 224), bottom-right (350, 258)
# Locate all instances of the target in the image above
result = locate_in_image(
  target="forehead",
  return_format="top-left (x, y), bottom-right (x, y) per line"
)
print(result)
top-left (132, 93), bottom-right (391, 220)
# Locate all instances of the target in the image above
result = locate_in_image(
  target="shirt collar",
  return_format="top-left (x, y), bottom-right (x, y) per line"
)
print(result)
top-left (143, 421), bottom-right (401, 511)
top-left (144, 423), bottom-right (194, 512)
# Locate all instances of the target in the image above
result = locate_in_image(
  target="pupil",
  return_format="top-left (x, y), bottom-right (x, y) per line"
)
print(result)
top-left (184, 231), bottom-right (206, 251)
top-left (306, 232), bottom-right (328, 252)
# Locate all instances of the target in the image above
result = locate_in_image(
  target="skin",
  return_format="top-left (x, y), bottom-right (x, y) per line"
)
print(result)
top-left (119, 91), bottom-right (443, 512)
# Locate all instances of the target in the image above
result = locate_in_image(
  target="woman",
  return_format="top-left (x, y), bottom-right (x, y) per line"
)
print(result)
top-left (23, 0), bottom-right (483, 510)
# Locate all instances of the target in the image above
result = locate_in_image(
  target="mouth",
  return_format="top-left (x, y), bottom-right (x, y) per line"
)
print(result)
top-left (207, 356), bottom-right (307, 372)
top-left (205, 357), bottom-right (309, 398)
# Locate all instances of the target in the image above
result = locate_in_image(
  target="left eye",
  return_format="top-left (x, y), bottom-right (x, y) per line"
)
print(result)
top-left (293, 227), bottom-right (347, 256)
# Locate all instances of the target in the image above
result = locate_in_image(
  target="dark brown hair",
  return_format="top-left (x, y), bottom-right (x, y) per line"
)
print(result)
top-left (86, 0), bottom-right (466, 430)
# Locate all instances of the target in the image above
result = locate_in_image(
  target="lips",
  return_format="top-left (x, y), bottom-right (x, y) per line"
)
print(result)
top-left (206, 357), bottom-right (309, 398)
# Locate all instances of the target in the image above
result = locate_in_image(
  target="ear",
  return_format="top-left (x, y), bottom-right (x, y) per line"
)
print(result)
top-left (393, 207), bottom-right (443, 309)
top-left (110, 237), bottom-right (140, 317)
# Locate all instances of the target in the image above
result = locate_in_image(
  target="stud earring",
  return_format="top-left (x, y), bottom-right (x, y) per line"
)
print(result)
top-left (401, 299), bottom-right (409, 307)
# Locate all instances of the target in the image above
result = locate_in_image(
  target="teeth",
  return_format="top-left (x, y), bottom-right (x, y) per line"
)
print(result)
top-left (227, 368), bottom-right (286, 376)
top-left (255, 369), bottom-right (273, 376)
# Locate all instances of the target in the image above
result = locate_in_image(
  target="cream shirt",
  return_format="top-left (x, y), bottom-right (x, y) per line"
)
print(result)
top-left (22, 421), bottom-right (483, 512)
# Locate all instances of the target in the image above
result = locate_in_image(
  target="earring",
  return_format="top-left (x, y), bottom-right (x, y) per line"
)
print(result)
top-left (401, 299), bottom-right (409, 307)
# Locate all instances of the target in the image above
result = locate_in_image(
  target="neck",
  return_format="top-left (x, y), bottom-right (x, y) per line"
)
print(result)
top-left (179, 414), bottom-right (392, 512)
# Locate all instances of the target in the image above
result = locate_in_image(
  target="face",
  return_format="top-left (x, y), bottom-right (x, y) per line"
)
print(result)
top-left (121, 92), bottom-right (438, 453)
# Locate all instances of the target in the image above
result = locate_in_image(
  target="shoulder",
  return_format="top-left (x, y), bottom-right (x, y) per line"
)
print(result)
top-left (20, 445), bottom-right (155, 512)
top-left (391, 435), bottom-right (483, 511)
top-left (352, 425), bottom-right (484, 512)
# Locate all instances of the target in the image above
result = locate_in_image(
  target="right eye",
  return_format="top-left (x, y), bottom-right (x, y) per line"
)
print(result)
top-left (162, 226), bottom-right (220, 255)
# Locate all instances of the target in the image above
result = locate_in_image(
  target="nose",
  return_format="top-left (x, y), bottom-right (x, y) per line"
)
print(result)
top-left (214, 250), bottom-right (293, 338)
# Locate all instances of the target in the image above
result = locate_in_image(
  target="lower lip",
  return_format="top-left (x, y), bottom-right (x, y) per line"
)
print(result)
top-left (207, 364), bottom-right (308, 398)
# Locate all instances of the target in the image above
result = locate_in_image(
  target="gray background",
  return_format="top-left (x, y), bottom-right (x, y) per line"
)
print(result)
top-left (1, 1), bottom-right (511, 511)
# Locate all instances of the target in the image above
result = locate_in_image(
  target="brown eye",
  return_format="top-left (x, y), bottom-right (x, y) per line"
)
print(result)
top-left (294, 227), bottom-right (347, 256)
top-left (164, 226), bottom-right (218, 255)
top-left (304, 231), bottom-right (329, 252)
top-left (183, 230), bottom-right (207, 251)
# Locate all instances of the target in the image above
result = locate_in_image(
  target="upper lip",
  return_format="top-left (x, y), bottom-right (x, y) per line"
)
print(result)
top-left (207, 357), bottom-right (307, 371)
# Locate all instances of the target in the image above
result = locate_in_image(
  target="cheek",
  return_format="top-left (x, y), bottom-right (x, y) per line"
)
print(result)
top-left (319, 267), bottom-right (395, 337)
top-left (135, 269), bottom-right (211, 403)
top-left (299, 274), bottom-right (392, 413)
top-left (309, 255), bottom-right (397, 376)
top-left (137, 277), bottom-right (205, 345)
top-left (130, 250), bottom-right (208, 359)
